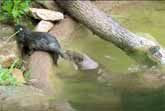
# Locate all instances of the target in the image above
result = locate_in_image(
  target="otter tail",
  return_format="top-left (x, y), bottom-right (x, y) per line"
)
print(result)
top-left (52, 49), bottom-right (69, 64)
top-left (53, 49), bottom-right (84, 67)
top-left (62, 50), bottom-right (84, 64)
top-left (52, 53), bottom-right (59, 65)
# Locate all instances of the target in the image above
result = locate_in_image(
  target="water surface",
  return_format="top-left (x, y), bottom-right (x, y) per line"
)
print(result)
top-left (56, 1), bottom-right (165, 111)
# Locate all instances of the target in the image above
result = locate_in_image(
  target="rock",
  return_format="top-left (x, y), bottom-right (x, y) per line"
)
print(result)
top-left (0, 54), bottom-right (16, 68)
top-left (77, 54), bottom-right (99, 70)
top-left (35, 20), bottom-right (54, 32)
top-left (0, 86), bottom-right (75, 111)
top-left (50, 16), bottom-right (78, 39)
top-left (0, 40), bottom-right (18, 68)
top-left (0, 23), bottom-right (14, 40)
top-left (65, 50), bottom-right (99, 70)
top-left (29, 8), bottom-right (64, 21)
top-left (0, 86), bottom-right (49, 111)
top-left (12, 68), bottom-right (26, 84)
top-left (35, 0), bottom-right (62, 11)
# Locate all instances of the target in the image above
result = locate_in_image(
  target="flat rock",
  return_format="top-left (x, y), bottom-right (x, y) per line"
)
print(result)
top-left (0, 86), bottom-right (49, 111)
top-left (35, 20), bottom-right (54, 32)
top-left (0, 86), bottom-right (75, 111)
top-left (29, 8), bottom-right (64, 21)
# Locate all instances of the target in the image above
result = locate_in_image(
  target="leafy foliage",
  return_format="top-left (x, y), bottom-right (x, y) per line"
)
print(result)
top-left (0, 59), bottom-right (26, 85)
top-left (24, 68), bottom-right (32, 81)
top-left (0, 0), bottom-right (31, 23)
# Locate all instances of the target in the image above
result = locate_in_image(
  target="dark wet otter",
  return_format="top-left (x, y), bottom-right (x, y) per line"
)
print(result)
top-left (15, 25), bottom-right (66, 64)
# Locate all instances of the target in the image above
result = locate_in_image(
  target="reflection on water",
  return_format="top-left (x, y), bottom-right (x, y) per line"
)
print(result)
top-left (56, 1), bottom-right (165, 111)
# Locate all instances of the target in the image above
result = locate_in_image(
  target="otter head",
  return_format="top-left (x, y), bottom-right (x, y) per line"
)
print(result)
top-left (15, 25), bottom-right (30, 42)
top-left (15, 25), bottom-right (26, 33)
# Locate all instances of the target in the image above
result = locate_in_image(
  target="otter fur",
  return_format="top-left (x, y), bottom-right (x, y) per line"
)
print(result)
top-left (15, 25), bottom-right (65, 64)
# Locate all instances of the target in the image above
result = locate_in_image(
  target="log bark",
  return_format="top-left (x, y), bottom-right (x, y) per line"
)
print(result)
top-left (56, 0), bottom-right (165, 65)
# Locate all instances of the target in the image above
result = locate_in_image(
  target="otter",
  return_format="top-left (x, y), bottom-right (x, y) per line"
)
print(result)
top-left (15, 25), bottom-right (67, 64)
top-left (15, 25), bottom-right (99, 70)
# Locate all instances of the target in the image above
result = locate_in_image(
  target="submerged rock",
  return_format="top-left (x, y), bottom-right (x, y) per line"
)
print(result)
top-left (0, 86), bottom-right (49, 111)
top-left (78, 54), bottom-right (99, 70)
top-left (0, 86), bottom-right (75, 111)
top-left (29, 8), bottom-right (64, 21)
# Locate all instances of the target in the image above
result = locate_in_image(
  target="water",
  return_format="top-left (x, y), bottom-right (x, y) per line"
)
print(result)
top-left (56, 1), bottom-right (165, 111)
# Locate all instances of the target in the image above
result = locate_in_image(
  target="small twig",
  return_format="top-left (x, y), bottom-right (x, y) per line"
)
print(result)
top-left (6, 30), bottom-right (20, 43)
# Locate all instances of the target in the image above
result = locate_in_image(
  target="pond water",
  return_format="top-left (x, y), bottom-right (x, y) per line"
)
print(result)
top-left (56, 1), bottom-right (165, 111)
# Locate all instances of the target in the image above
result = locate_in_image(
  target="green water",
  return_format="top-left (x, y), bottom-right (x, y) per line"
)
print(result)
top-left (56, 1), bottom-right (165, 111)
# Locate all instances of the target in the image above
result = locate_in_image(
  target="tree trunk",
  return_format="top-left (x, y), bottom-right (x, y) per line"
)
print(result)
top-left (56, 0), bottom-right (165, 65)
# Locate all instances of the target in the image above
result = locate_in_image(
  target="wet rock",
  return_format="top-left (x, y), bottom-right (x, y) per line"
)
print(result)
top-left (35, 20), bottom-right (54, 32)
top-left (0, 86), bottom-right (75, 111)
top-left (76, 54), bottom-right (99, 70)
top-left (97, 69), bottom-right (112, 85)
top-left (29, 8), bottom-right (64, 21)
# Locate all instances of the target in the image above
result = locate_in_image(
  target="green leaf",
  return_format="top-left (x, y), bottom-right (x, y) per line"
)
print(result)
top-left (2, 0), bottom-right (13, 13)
top-left (0, 0), bottom-right (31, 23)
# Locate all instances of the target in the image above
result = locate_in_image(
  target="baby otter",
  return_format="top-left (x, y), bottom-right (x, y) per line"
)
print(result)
top-left (15, 25), bottom-right (66, 64)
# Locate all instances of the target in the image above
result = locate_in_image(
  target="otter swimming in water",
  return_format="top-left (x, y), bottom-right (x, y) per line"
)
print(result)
top-left (15, 25), bottom-right (67, 64)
